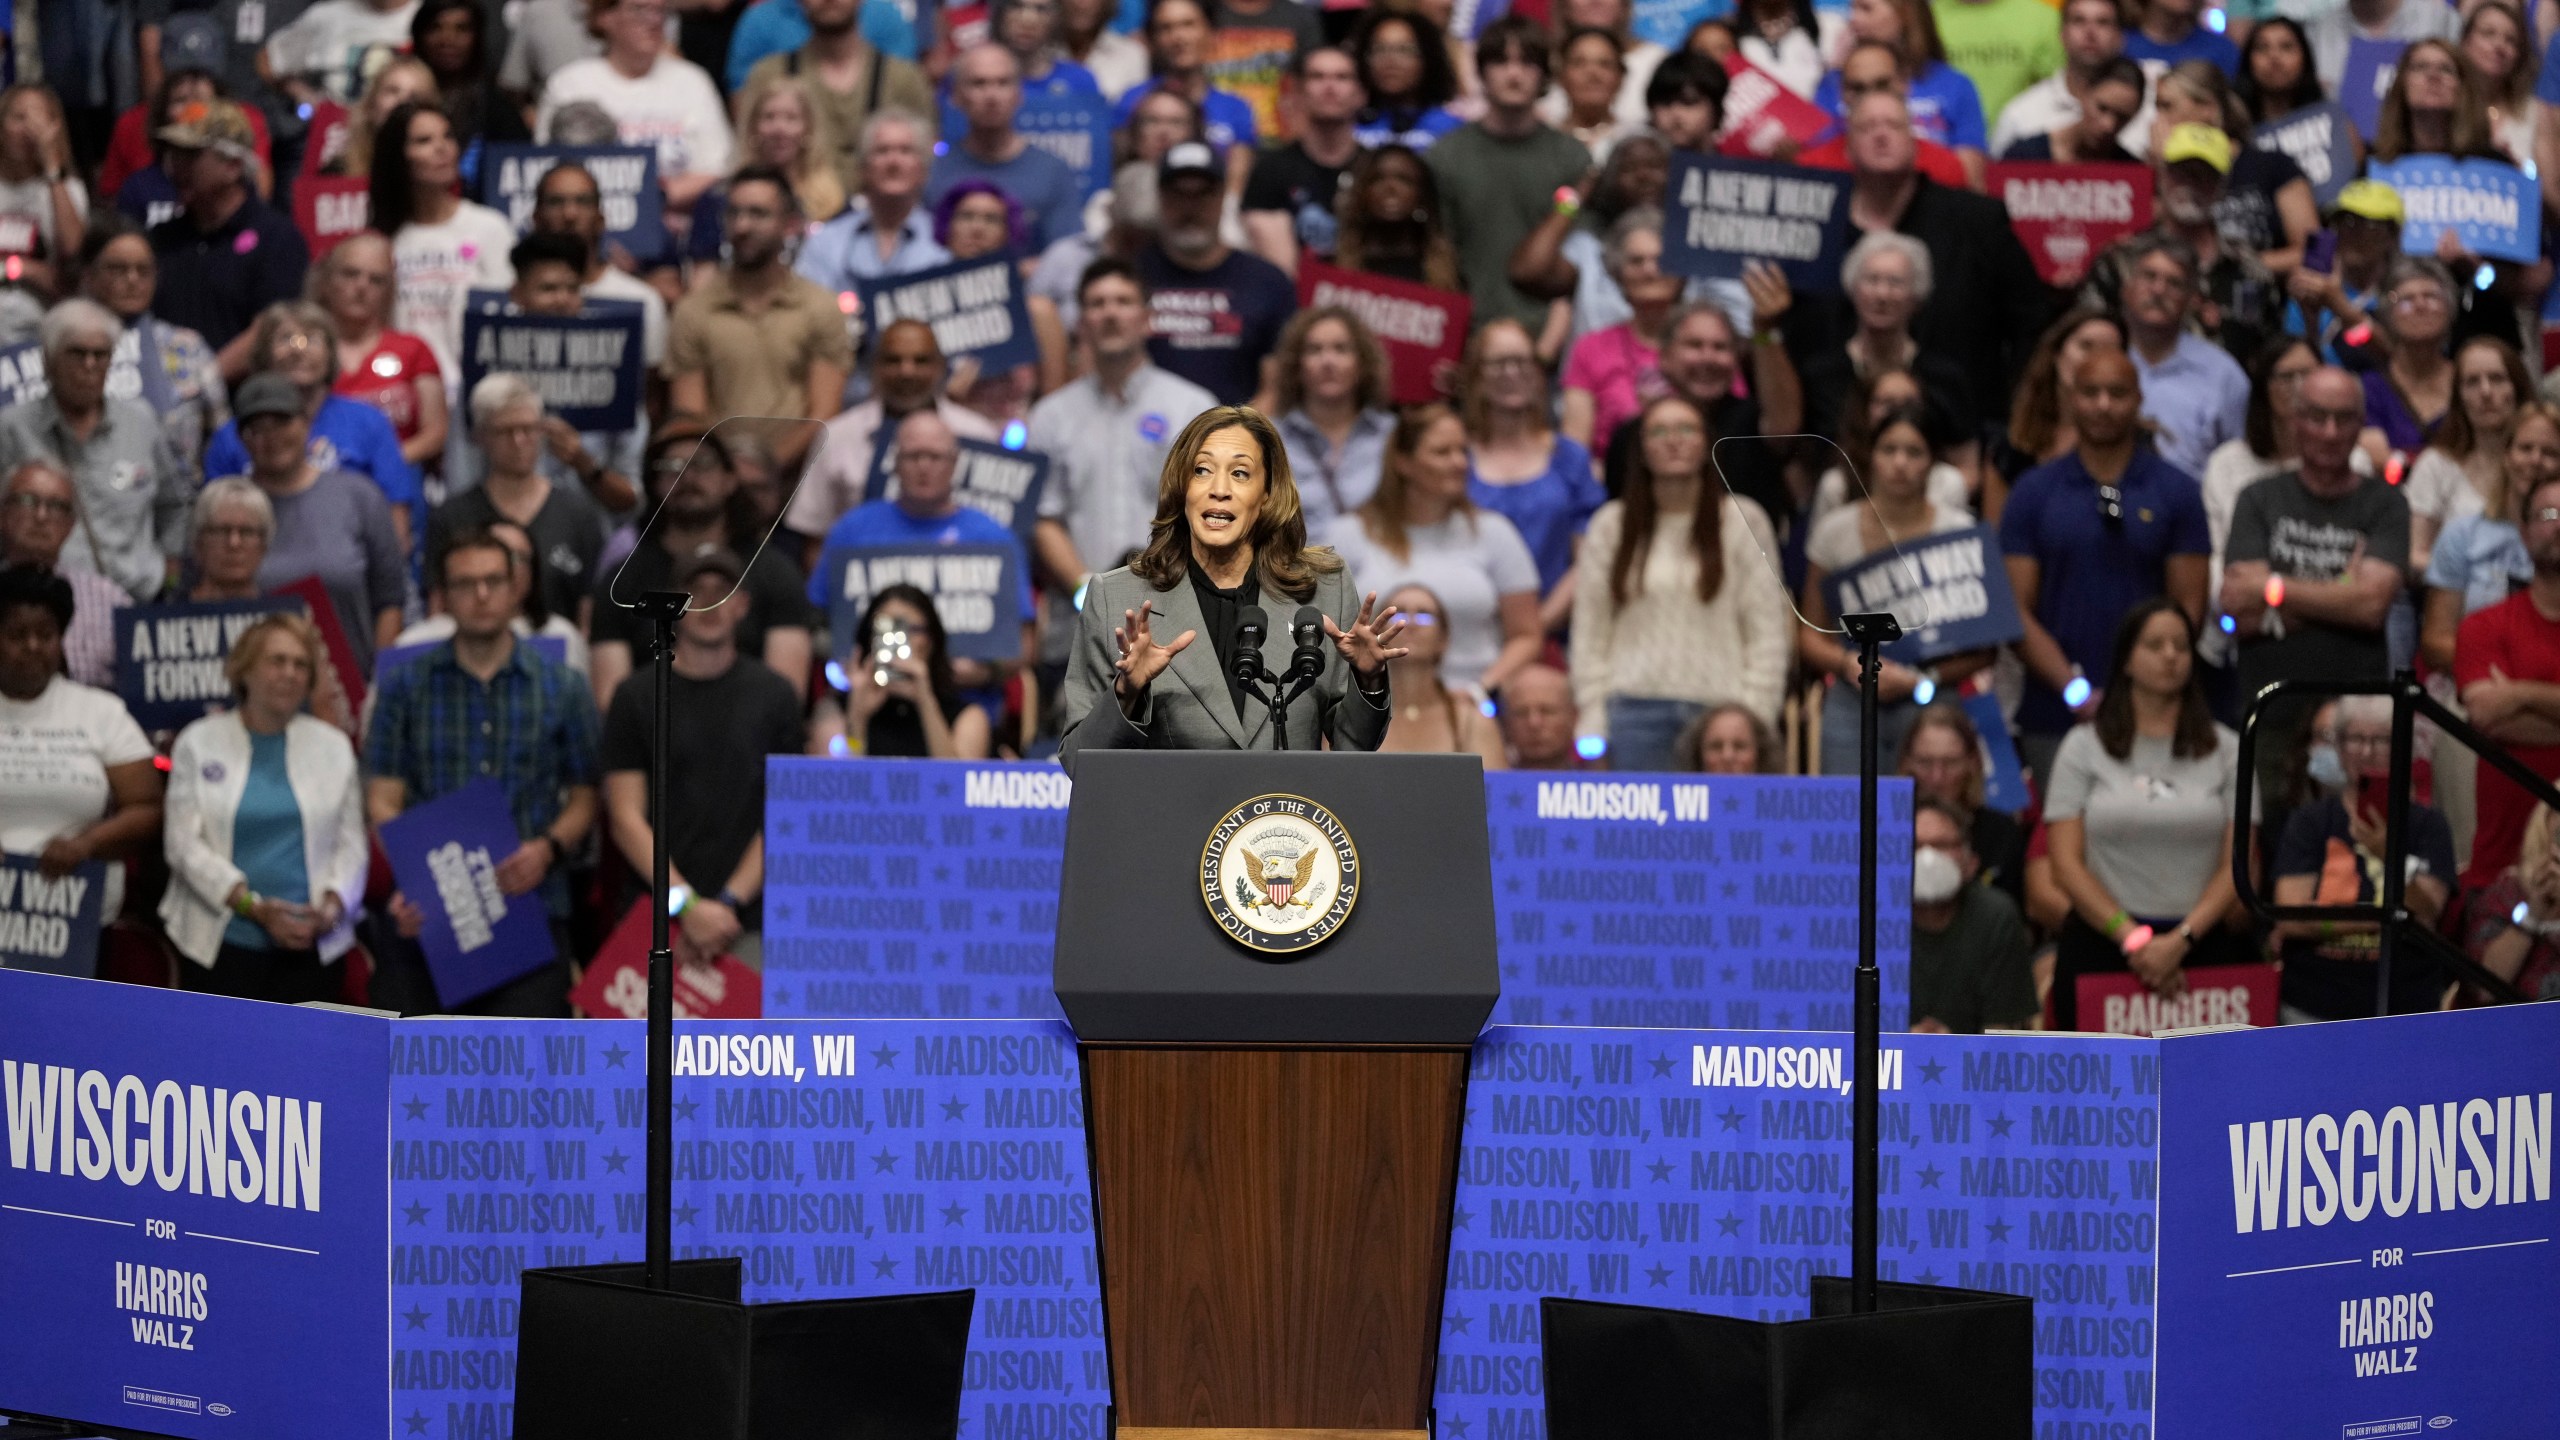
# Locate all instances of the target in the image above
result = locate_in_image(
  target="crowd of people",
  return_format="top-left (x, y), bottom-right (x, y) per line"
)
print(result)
top-left (4, 0), bottom-right (2559, 1030)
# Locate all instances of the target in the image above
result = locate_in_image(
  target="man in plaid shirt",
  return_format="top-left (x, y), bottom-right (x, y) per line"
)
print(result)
top-left (365, 528), bottom-right (601, 1015)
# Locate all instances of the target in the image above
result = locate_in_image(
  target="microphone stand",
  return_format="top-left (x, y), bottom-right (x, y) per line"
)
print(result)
top-left (1837, 609), bottom-right (1902, 1316)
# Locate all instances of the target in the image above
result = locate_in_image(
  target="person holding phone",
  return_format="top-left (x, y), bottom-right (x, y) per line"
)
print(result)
top-left (2270, 695), bottom-right (2458, 1022)
top-left (829, 584), bottom-right (994, 760)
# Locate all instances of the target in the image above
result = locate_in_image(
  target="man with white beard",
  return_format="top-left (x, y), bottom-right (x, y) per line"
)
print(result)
top-left (1132, 142), bottom-right (1295, 406)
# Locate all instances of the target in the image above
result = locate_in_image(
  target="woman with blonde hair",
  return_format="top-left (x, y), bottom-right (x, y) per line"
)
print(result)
top-left (161, 611), bottom-right (369, 1003)
top-left (2458, 801), bottom-right (2560, 1002)
top-left (0, 83), bottom-right (84, 299)
top-left (1058, 405), bottom-right (1410, 759)
top-left (333, 56), bottom-right (439, 177)
top-left (1466, 316), bottom-right (1602, 629)
top-left (1328, 402), bottom-right (1544, 695)
top-left (1270, 305), bottom-right (1395, 529)
top-left (721, 77), bottom-right (846, 225)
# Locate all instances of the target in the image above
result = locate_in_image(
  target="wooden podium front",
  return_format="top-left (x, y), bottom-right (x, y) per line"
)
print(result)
top-left (1051, 754), bottom-right (1500, 1438)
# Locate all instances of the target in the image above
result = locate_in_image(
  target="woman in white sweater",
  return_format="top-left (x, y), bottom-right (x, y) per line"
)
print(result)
top-left (1569, 393), bottom-right (1791, 772)
top-left (162, 613), bottom-right (370, 1003)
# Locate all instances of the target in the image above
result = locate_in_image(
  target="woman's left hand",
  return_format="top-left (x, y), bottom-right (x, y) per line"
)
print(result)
top-left (37, 832), bottom-right (91, 878)
top-left (1325, 591), bottom-right (1410, 680)
top-left (1742, 259), bottom-right (1792, 330)
top-left (2130, 930), bottom-right (2189, 994)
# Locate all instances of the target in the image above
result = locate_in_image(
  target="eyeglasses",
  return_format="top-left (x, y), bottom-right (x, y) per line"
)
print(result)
top-left (444, 574), bottom-right (512, 597)
top-left (92, 260), bottom-right (152, 281)
top-left (1645, 421), bottom-right (1705, 439)
top-left (3, 493), bottom-right (73, 518)
top-left (2392, 289), bottom-right (2449, 310)
top-left (1482, 355), bottom-right (1539, 374)
top-left (897, 449), bottom-right (957, 466)
top-left (2530, 507), bottom-right (2560, 525)
top-left (59, 345), bottom-right (111, 365)
top-left (2096, 482), bottom-right (2125, 528)
top-left (2339, 733), bottom-right (2393, 752)
top-left (199, 523), bottom-right (265, 544)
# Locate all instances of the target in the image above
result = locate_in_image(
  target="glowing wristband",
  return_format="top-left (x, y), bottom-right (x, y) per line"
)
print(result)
top-left (232, 890), bottom-right (259, 918)
top-left (2062, 670), bottom-right (2092, 709)
top-left (2118, 924), bottom-right (2155, 955)
top-left (1553, 185), bottom-right (1582, 218)
top-left (668, 885), bottom-right (694, 917)
top-left (2263, 574), bottom-right (2286, 610)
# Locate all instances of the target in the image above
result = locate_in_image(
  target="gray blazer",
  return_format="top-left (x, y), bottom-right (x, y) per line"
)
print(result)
top-left (1058, 564), bottom-right (1392, 770)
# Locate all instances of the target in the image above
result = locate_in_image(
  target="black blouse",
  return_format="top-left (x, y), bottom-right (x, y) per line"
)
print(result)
top-left (1187, 560), bottom-right (1264, 722)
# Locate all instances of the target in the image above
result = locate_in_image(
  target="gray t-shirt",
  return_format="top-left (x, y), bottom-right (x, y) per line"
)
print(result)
top-left (2226, 469), bottom-right (2409, 703)
top-left (257, 469), bottom-right (406, 672)
top-left (1425, 122), bottom-right (1591, 334)
top-left (1323, 508), bottom-right (1540, 690)
top-left (2044, 724), bottom-right (2241, 921)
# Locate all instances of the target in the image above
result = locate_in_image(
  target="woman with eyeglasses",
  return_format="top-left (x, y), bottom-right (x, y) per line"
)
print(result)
top-left (315, 233), bottom-right (450, 475)
top-left (1377, 583), bottom-right (1509, 767)
top-left (1465, 318), bottom-right (1602, 634)
top-left (76, 218), bottom-right (225, 480)
top-left (1348, 9), bottom-right (1465, 151)
top-left (2044, 597), bottom-right (2250, 1031)
top-left (204, 301), bottom-right (426, 557)
top-left (1898, 702), bottom-right (2027, 907)
top-left (1570, 393), bottom-right (1790, 772)
top-left (235, 371), bottom-right (407, 674)
top-left (1559, 206), bottom-right (1681, 459)
top-left (185, 479), bottom-right (273, 603)
top-left (2359, 256), bottom-right (2460, 472)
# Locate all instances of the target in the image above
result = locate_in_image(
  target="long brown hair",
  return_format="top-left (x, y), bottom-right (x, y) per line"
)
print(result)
top-left (1896, 702), bottom-right (1987, 810)
top-left (2374, 39), bottom-right (2501, 162)
top-left (2009, 305), bottom-right (2124, 459)
top-left (1610, 394), bottom-right (1725, 607)
top-left (2495, 400), bottom-right (2560, 524)
top-left (1359, 404), bottom-right (1476, 562)
top-left (1127, 405), bottom-right (1343, 600)
top-left (1332, 144), bottom-right (1462, 292)
top-left (2432, 336), bottom-right (2533, 465)
top-left (2093, 596), bottom-right (2219, 761)
top-left (1271, 306), bottom-right (1391, 416)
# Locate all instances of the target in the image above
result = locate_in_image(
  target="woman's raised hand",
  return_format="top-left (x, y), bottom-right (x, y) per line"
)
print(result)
top-left (1114, 601), bottom-right (1196, 700)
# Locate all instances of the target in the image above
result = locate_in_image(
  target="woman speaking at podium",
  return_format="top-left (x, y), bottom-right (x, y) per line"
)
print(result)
top-left (1059, 406), bottom-right (1410, 763)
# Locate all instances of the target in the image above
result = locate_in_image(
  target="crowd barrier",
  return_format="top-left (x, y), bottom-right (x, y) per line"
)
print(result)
top-left (762, 761), bottom-right (1916, 1032)
top-left (3, 976), bottom-right (2550, 1438)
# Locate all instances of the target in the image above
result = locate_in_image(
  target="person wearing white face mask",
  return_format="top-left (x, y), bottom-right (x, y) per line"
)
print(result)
top-left (1909, 797), bottom-right (2038, 1034)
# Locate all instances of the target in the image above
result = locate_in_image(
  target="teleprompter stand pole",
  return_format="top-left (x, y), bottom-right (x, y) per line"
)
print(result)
top-left (1839, 610), bottom-right (1902, 1316)
top-left (636, 590), bottom-right (690, 1291)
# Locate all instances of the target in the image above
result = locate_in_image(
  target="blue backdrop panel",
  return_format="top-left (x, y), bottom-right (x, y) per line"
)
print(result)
top-left (2156, 1004), bottom-right (2560, 1438)
top-left (761, 759), bottom-right (1073, 1021)
top-left (1484, 774), bottom-right (1912, 1032)
top-left (1435, 1025), bottom-right (2160, 1438)
top-left (388, 1018), bottom-right (1109, 1440)
top-left (0, 970), bottom-right (392, 1440)
top-left (761, 764), bottom-right (1909, 1032)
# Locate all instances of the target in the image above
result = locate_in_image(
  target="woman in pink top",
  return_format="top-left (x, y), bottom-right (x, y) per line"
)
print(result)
top-left (1559, 204), bottom-right (1679, 462)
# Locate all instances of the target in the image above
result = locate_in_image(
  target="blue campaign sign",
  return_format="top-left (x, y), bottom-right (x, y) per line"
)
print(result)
top-left (2154, 1004), bottom-right (2560, 1438)
top-left (2341, 37), bottom-right (2406, 144)
top-left (386, 1016), bottom-right (1109, 1439)
top-left (378, 779), bottom-right (557, 1007)
top-left (1485, 774), bottom-right (1912, 1032)
top-left (480, 144), bottom-right (669, 260)
top-left (862, 437), bottom-right (1051, 550)
top-left (822, 542), bottom-right (1025, 665)
top-left (1962, 689), bottom-right (2032, 816)
top-left (460, 305), bottom-right (646, 432)
top-left (856, 254), bottom-right (1041, 373)
top-left (762, 759), bottom-right (1072, 1021)
top-left (2368, 156), bottom-right (2539, 264)
top-left (1817, 524), bottom-right (2025, 665)
top-left (1435, 1025), bottom-right (2163, 1437)
top-left (112, 597), bottom-right (300, 732)
top-left (0, 969), bottom-right (392, 1439)
top-left (1014, 88), bottom-right (1114, 206)
top-left (0, 855), bottom-right (104, 977)
top-left (2254, 101), bottom-right (2358, 210)
top-left (1663, 153), bottom-right (1853, 292)
top-left (0, 323), bottom-right (177, 413)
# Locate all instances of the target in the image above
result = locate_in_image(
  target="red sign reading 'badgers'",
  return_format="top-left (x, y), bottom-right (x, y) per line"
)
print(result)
top-left (1988, 162), bottom-right (2154, 287)
top-left (1297, 260), bottom-right (1470, 405)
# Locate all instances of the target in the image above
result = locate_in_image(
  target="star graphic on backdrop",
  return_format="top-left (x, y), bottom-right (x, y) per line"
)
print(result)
top-left (1561, 834), bottom-right (1578, 854)
top-left (933, 949), bottom-right (950, 968)
top-left (1985, 1111), bottom-right (2014, 1138)
top-left (1559, 919), bottom-right (1576, 938)
top-left (603, 1149), bottom-right (629, 1174)
top-left (1505, 875), bottom-right (1523, 895)
top-left (674, 1202), bottom-right (699, 1227)
top-left (1774, 1009), bottom-right (1794, 1027)
top-left (1647, 1157), bottom-right (1674, 1182)
top-left (871, 1045), bottom-right (900, 1069)
top-left (403, 1305), bottom-right (430, 1330)
top-left (1444, 1310), bottom-right (1472, 1336)
top-left (1914, 1268), bottom-right (1941, 1286)
top-left (1775, 923), bottom-right (1793, 943)
top-left (873, 1256), bottom-right (900, 1278)
top-left (942, 1096), bottom-right (969, 1121)
top-left (1556, 1005), bottom-right (1578, 1023)
top-left (769, 986), bottom-right (792, 1008)
top-left (1646, 1262), bottom-right (1673, 1287)
top-left (935, 778), bottom-right (953, 799)
top-left (1917, 1164), bottom-right (1944, 1189)
top-left (603, 1043), bottom-right (630, 1068)
top-left (674, 1095), bottom-right (699, 1121)
top-left (985, 991), bottom-right (1003, 1008)
top-left (1719, 964), bottom-right (1738, 983)
top-left (1442, 1418), bottom-right (1471, 1440)
top-left (986, 822), bottom-right (1006, 841)
top-left (872, 1150), bottom-right (899, 1174)
top-left (986, 907), bottom-right (1005, 924)
top-left (1984, 1218), bottom-right (2012, 1244)
top-left (403, 1200), bottom-right (428, 1226)
top-left (1721, 880), bottom-right (1740, 899)
top-left (942, 1202), bottom-right (969, 1227)
top-left (775, 817), bottom-right (795, 838)
top-left (934, 865), bottom-right (951, 883)
top-left (405, 1410), bottom-right (430, 1435)
top-left (1724, 795), bottom-right (1742, 813)
top-left (1778, 838), bottom-right (1795, 857)
top-left (1717, 1212), bottom-right (1744, 1237)
top-left (1648, 1054), bottom-right (1674, 1078)
top-left (1507, 789), bottom-right (1525, 810)
top-left (1503, 963), bottom-right (1522, 980)
top-left (1450, 1205), bottom-right (1472, 1231)
top-left (1917, 1058), bottom-right (1946, 1084)
top-left (1719, 1106), bottom-right (1745, 1132)
top-left (772, 901), bottom-right (791, 921)
top-left (401, 1095), bottom-right (428, 1121)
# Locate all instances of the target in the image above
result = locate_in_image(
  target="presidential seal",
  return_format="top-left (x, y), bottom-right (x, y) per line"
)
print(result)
top-left (1200, 793), bottom-right (1360, 953)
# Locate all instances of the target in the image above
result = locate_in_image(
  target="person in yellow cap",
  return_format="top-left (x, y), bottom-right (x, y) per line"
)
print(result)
top-left (2108, 121), bottom-right (2281, 379)
top-left (2285, 180), bottom-right (2405, 365)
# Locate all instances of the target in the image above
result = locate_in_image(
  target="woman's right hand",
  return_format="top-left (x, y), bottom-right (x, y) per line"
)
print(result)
top-left (257, 898), bottom-right (321, 951)
top-left (1112, 601), bottom-right (1196, 702)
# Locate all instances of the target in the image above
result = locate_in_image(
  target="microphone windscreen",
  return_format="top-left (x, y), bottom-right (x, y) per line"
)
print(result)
top-left (1291, 605), bottom-right (1324, 643)
top-left (1237, 605), bottom-right (1269, 641)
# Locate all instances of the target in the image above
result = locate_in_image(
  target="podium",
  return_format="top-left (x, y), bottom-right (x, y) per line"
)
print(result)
top-left (1055, 753), bottom-right (1501, 1434)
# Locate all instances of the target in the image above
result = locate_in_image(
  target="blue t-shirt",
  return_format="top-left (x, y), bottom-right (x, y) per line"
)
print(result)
top-left (2124, 26), bottom-right (2241, 78)
top-left (811, 500), bottom-right (1036, 616)
top-left (224, 730), bottom-right (310, 951)
top-left (2540, 33), bottom-right (2560, 104)
top-left (1815, 60), bottom-right (1987, 151)
top-left (927, 143), bottom-right (1087, 249)
top-left (939, 58), bottom-right (1103, 138)
top-left (1468, 438), bottom-right (1603, 596)
top-left (1113, 80), bottom-right (1260, 154)
top-left (724, 0), bottom-right (919, 90)
top-left (1997, 449), bottom-right (2211, 735)
top-left (1351, 105), bottom-right (1465, 151)
top-left (205, 394), bottom-right (425, 543)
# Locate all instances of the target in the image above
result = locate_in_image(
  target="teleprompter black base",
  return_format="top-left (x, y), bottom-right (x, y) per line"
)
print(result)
top-left (511, 1259), bottom-right (973, 1440)
top-left (1542, 1280), bottom-right (2034, 1440)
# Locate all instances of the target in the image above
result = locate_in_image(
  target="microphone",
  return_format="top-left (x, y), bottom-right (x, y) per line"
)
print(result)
top-left (1285, 605), bottom-right (1328, 683)
top-left (1231, 606), bottom-right (1271, 684)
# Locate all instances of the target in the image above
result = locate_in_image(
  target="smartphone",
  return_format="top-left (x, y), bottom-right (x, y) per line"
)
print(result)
top-left (2303, 229), bottom-right (2338, 276)
top-left (2354, 771), bottom-right (2390, 823)
top-left (871, 624), bottom-right (911, 688)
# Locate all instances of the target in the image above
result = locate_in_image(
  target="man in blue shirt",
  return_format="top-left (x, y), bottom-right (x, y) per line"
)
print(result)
top-left (2000, 348), bottom-right (2211, 784)
top-left (929, 46), bottom-right (1087, 249)
top-left (2118, 230), bottom-right (2248, 481)
top-left (1113, 0), bottom-right (1258, 187)
top-left (2123, 0), bottom-right (2238, 76)
top-left (796, 108), bottom-right (952, 296)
